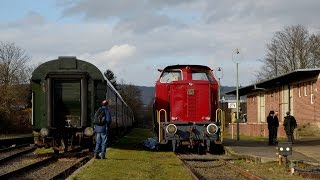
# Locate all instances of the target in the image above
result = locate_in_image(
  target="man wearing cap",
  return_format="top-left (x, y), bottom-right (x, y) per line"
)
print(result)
top-left (283, 111), bottom-right (297, 143)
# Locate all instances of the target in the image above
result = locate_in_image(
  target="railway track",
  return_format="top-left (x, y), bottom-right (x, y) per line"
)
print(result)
top-left (0, 147), bottom-right (92, 179)
top-left (177, 153), bottom-right (263, 180)
top-left (293, 163), bottom-right (320, 179)
top-left (0, 144), bottom-right (36, 164)
top-left (0, 143), bottom-right (33, 153)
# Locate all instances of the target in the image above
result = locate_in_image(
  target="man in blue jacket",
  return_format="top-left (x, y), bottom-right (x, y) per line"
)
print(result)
top-left (94, 99), bottom-right (112, 159)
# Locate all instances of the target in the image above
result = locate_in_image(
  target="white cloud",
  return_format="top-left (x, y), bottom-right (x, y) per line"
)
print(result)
top-left (79, 44), bottom-right (137, 69)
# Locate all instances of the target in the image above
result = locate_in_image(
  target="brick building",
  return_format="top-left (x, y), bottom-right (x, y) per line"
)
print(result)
top-left (225, 68), bottom-right (320, 138)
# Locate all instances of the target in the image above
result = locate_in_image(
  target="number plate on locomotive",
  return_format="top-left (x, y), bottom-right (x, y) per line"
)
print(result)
top-left (187, 89), bottom-right (194, 95)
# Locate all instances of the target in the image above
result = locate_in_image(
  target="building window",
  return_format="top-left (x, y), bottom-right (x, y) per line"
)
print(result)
top-left (304, 82), bottom-right (307, 96)
top-left (298, 84), bottom-right (301, 97)
top-left (311, 81), bottom-right (314, 104)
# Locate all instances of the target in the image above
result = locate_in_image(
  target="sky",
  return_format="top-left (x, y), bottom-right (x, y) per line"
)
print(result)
top-left (1, 0), bottom-right (320, 87)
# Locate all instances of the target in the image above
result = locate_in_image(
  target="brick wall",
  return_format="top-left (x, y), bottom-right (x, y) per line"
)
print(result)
top-left (225, 123), bottom-right (286, 138)
top-left (247, 95), bottom-right (257, 123)
top-left (294, 81), bottom-right (316, 124)
top-left (230, 76), bottom-right (320, 138)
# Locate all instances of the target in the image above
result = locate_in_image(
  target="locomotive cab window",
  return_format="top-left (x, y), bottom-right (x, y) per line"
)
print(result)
top-left (160, 70), bottom-right (182, 83)
top-left (192, 71), bottom-right (210, 81)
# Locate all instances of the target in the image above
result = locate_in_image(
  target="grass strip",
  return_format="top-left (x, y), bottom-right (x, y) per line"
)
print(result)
top-left (70, 128), bottom-right (193, 180)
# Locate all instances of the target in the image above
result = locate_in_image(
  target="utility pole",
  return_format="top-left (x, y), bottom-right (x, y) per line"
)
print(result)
top-left (216, 67), bottom-right (223, 108)
top-left (232, 49), bottom-right (240, 141)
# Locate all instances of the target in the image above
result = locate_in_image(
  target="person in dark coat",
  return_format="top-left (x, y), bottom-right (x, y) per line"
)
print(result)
top-left (267, 111), bottom-right (275, 145)
top-left (94, 99), bottom-right (112, 159)
top-left (273, 111), bottom-right (279, 144)
top-left (283, 111), bottom-right (297, 143)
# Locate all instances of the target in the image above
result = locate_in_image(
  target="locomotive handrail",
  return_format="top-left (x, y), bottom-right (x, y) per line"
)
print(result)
top-left (158, 109), bottom-right (167, 123)
top-left (157, 109), bottom-right (167, 143)
top-left (216, 108), bottom-right (225, 143)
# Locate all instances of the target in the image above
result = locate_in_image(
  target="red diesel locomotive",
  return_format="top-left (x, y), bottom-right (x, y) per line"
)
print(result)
top-left (153, 65), bottom-right (220, 152)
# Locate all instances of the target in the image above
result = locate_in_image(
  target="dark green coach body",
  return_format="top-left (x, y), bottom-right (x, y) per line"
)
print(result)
top-left (32, 56), bottom-right (106, 130)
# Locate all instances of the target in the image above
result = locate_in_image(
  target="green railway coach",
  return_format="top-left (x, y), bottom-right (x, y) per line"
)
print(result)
top-left (31, 56), bottom-right (134, 152)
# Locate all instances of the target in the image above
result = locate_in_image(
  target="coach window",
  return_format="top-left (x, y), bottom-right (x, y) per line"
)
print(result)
top-left (160, 70), bottom-right (182, 83)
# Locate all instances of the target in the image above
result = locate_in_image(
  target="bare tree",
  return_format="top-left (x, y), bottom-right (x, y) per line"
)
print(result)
top-left (119, 84), bottom-right (143, 125)
top-left (256, 25), bottom-right (320, 81)
top-left (0, 41), bottom-right (31, 133)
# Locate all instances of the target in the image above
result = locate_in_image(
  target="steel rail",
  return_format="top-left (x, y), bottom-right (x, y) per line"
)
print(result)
top-left (0, 146), bottom-right (36, 164)
top-left (219, 158), bottom-right (263, 180)
top-left (0, 143), bottom-right (31, 153)
top-left (177, 152), bottom-right (263, 180)
top-left (51, 156), bottom-right (91, 179)
top-left (0, 156), bottom-right (56, 179)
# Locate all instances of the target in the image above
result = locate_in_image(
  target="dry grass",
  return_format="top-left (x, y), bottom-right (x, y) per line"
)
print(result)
top-left (33, 147), bottom-right (54, 154)
top-left (233, 159), bottom-right (316, 180)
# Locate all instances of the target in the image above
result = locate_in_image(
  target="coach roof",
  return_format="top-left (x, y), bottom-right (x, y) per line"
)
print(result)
top-left (32, 56), bottom-right (104, 81)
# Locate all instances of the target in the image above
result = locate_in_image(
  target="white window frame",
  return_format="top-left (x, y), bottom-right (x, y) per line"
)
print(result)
top-left (304, 83), bottom-right (307, 96)
top-left (311, 81), bottom-right (314, 104)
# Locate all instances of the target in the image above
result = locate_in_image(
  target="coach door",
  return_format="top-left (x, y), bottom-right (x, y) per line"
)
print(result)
top-left (46, 75), bottom-right (88, 128)
top-left (53, 80), bottom-right (81, 128)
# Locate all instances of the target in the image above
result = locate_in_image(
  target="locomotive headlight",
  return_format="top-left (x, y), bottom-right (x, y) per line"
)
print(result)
top-left (206, 123), bottom-right (218, 135)
top-left (171, 117), bottom-right (178, 121)
top-left (166, 124), bottom-right (177, 134)
top-left (202, 117), bottom-right (211, 121)
top-left (84, 127), bottom-right (94, 136)
top-left (40, 128), bottom-right (49, 137)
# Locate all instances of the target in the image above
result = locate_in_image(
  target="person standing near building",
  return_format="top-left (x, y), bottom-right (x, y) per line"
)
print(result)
top-left (273, 111), bottom-right (279, 144)
top-left (283, 111), bottom-right (297, 143)
top-left (267, 111), bottom-right (275, 145)
top-left (93, 99), bottom-right (112, 159)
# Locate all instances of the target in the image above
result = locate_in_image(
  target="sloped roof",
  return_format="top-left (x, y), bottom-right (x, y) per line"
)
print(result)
top-left (226, 68), bottom-right (320, 96)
